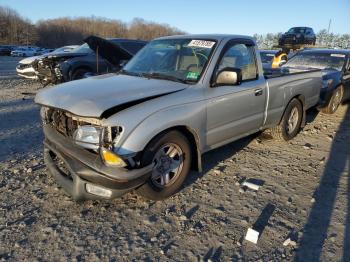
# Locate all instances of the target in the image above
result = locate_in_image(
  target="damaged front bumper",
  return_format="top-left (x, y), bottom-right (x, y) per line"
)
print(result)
top-left (317, 86), bottom-right (334, 110)
top-left (43, 125), bottom-right (152, 201)
top-left (16, 64), bottom-right (38, 79)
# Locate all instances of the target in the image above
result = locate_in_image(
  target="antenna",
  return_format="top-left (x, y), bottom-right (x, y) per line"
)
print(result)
top-left (327, 19), bottom-right (332, 34)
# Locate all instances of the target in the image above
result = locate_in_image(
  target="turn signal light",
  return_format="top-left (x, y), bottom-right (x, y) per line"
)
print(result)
top-left (100, 148), bottom-right (126, 167)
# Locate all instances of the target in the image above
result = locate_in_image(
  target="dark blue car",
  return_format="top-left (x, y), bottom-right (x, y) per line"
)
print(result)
top-left (283, 49), bottom-right (350, 114)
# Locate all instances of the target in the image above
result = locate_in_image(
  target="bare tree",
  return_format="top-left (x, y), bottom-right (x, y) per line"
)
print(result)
top-left (0, 6), bottom-right (37, 45)
top-left (128, 18), bottom-right (185, 40)
top-left (1, 5), bottom-right (348, 50)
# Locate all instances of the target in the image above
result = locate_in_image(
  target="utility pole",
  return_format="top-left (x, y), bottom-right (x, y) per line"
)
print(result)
top-left (327, 19), bottom-right (332, 34)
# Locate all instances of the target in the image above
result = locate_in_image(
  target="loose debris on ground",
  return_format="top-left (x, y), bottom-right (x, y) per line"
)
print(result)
top-left (1, 73), bottom-right (350, 261)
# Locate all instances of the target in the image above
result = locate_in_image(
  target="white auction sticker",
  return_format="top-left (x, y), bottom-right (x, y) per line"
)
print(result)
top-left (331, 54), bottom-right (345, 58)
top-left (188, 40), bottom-right (215, 48)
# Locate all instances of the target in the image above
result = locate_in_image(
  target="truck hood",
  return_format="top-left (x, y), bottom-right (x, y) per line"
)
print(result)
top-left (84, 36), bottom-right (133, 66)
top-left (35, 73), bottom-right (187, 118)
top-left (44, 52), bottom-right (87, 60)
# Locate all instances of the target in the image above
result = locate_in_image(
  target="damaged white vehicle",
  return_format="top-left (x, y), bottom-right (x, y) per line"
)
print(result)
top-left (35, 34), bottom-right (321, 201)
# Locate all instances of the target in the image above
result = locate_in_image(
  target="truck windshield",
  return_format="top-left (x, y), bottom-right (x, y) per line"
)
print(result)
top-left (284, 52), bottom-right (346, 71)
top-left (121, 38), bottom-right (217, 83)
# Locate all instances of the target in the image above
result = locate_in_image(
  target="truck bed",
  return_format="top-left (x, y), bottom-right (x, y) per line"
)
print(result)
top-left (263, 68), bottom-right (322, 129)
top-left (263, 67), bottom-right (321, 79)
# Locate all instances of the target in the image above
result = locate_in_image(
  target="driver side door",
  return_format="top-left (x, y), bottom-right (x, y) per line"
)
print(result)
top-left (205, 42), bottom-right (266, 149)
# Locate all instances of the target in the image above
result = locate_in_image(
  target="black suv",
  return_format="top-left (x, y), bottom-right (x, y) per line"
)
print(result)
top-left (279, 27), bottom-right (316, 46)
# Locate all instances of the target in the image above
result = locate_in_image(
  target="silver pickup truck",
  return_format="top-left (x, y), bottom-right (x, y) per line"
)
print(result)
top-left (35, 34), bottom-right (322, 201)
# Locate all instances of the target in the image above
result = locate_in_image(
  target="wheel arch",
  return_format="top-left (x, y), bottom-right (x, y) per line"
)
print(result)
top-left (140, 125), bottom-right (202, 172)
top-left (69, 65), bottom-right (94, 80)
top-left (279, 95), bottom-right (306, 127)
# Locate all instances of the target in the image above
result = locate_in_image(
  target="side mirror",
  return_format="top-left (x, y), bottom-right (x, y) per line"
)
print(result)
top-left (213, 67), bottom-right (242, 87)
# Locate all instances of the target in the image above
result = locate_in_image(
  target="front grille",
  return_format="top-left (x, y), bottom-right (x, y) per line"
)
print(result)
top-left (17, 63), bottom-right (32, 70)
top-left (45, 109), bottom-right (79, 137)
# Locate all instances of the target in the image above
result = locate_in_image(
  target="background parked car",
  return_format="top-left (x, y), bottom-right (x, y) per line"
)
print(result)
top-left (279, 27), bottom-right (316, 47)
top-left (16, 45), bottom-right (78, 79)
top-left (282, 48), bottom-right (350, 114)
top-left (260, 49), bottom-right (290, 77)
top-left (33, 36), bottom-right (147, 86)
top-left (260, 50), bottom-right (278, 68)
top-left (0, 45), bottom-right (16, 56)
top-left (11, 46), bottom-right (39, 57)
top-left (35, 48), bottom-right (55, 55)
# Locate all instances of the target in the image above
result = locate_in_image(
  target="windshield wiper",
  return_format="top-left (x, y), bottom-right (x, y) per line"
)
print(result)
top-left (119, 69), bottom-right (143, 77)
top-left (140, 72), bottom-right (193, 84)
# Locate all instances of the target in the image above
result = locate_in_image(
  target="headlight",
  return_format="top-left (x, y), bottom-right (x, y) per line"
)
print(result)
top-left (73, 125), bottom-right (101, 150)
top-left (40, 107), bottom-right (48, 120)
top-left (322, 79), bottom-right (333, 89)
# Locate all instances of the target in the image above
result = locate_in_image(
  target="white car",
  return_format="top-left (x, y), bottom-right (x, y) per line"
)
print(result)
top-left (16, 45), bottom-right (78, 79)
top-left (11, 47), bottom-right (39, 57)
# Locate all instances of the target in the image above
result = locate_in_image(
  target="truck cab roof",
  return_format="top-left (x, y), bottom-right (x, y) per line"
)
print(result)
top-left (156, 34), bottom-right (256, 43)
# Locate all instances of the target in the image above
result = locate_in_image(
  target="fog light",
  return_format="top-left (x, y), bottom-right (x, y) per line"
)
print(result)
top-left (86, 183), bottom-right (112, 198)
top-left (101, 148), bottom-right (126, 167)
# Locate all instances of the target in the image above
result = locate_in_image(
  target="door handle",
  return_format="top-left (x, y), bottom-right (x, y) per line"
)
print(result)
top-left (254, 88), bottom-right (263, 96)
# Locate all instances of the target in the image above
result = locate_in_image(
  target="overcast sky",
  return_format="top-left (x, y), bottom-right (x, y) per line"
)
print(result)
top-left (1, 0), bottom-right (349, 35)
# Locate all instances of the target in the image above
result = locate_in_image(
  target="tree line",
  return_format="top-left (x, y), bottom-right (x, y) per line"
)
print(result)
top-left (254, 30), bottom-right (350, 49)
top-left (0, 6), bottom-right (185, 47)
top-left (1, 5), bottom-right (349, 49)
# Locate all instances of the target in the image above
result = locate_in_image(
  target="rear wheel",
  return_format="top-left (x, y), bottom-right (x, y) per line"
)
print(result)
top-left (321, 86), bottom-right (343, 114)
top-left (136, 131), bottom-right (192, 200)
top-left (270, 98), bottom-right (303, 141)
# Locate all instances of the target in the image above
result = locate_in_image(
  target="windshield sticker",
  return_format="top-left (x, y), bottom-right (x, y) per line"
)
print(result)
top-left (188, 40), bottom-right (215, 49)
top-left (331, 54), bottom-right (345, 58)
top-left (186, 71), bottom-right (199, 80)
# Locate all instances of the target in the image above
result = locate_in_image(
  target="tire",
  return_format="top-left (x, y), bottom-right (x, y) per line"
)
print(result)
top-left (270, 98), bottom-right (303, 141)
top-left (321, 86), bottom-right (344, 114)
top-left (71, 68), bottom-right (91, 80)
top-left (136, 130), bottom-right (192, 201)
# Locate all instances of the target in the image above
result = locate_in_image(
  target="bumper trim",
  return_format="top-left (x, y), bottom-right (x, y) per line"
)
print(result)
top-left (43, 125), bottom-right (152, 181)
top-left (44, 147), bottom-right (131, 200)
top-left (43, 125), bottom-right (153, 200)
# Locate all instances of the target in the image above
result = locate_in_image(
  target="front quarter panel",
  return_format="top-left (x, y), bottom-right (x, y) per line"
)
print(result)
top-left (101, 87), bottom-right (206, 156)
top-left (118, 101), bottom-right (206, 155)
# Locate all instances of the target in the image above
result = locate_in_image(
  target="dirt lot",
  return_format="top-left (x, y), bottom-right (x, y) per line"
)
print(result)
top-left (0, 56), bottom-right (22, 79)
top-left (0, 57), bottom-right (350, 261)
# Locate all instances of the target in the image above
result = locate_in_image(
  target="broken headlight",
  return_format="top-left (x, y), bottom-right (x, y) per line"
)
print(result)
top-left (73, 125), bottom-right (102, 150)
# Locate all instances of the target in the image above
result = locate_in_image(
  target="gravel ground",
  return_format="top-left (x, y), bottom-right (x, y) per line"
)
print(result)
top-left (0, 74), bottom-right (350, 261)
top-left (0, 56), bottom-right (22, 79)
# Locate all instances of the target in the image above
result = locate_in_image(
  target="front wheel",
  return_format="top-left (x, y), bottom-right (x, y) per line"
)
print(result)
top-left (136, 131), bottom-right (192, 200)
top-left (321, 86), bottom-right (343, 114)
top-left (270, 98), bottom-right (303, 141)
top-left (71, 68), bottom-right (91, 80)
